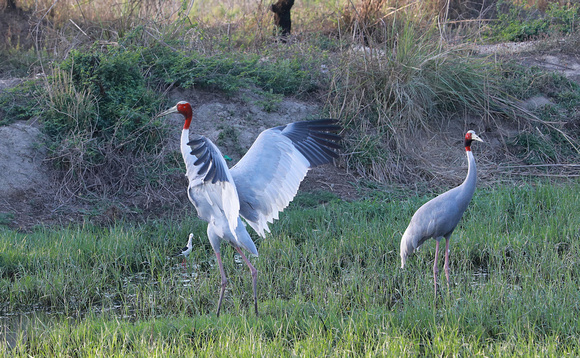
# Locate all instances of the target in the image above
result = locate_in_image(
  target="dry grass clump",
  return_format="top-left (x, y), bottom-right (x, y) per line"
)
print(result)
top-left (319, 1), bottom-right (580, 185)
top-left (12, 0), bottom-right (183, 25)
top-left (326, 22), bottom-right (497, 183)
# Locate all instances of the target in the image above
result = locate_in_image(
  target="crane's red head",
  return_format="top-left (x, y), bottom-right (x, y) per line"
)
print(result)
top-left (157, 101), bottom-right (193, 129)
top-left (464, 130), bottom-right (483, 151)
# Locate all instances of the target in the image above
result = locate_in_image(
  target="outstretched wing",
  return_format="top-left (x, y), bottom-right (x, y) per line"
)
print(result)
top-left (230, 119), bottom-right (341, 237)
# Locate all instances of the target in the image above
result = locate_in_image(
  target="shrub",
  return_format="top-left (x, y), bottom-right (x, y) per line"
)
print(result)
top-left (144, 41), bottom-right (319, 96)
top-left (40, 29), bottom-right (327, 196)
top-left (491, 1), bottom-right (579, 42)
top-left (43, 45), bottom-right (169, 195)
top-left (0, 80), bottom-right (41, 125)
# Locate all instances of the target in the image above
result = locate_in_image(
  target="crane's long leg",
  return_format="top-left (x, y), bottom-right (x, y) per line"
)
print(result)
top-left (215, 252), bottom-right (228, 317)
top-left (433, 240), bottom-right (440, 296)
top-left (234, 247), bottom-right (259, 316)
top-left (444, 238), bottom-right (451, 290)
top-left (236, 247), bottom-right (258, 316)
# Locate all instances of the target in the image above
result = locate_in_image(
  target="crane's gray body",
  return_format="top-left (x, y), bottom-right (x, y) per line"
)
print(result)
top-left (400, 150), bottom-right (478, 268)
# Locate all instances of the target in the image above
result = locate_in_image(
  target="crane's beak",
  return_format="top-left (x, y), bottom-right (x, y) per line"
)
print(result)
top-left (472, 133), bottom-right (484, 142)
top-left (156, 105), bottom-right (178, 118)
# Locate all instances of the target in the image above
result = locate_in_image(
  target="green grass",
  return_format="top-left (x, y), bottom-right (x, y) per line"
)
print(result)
top-left (1, 180), bottom-right (580, 356)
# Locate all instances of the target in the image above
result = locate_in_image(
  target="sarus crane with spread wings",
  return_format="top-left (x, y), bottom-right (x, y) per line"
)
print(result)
top-left (158, 101), bottom-right (341, 316)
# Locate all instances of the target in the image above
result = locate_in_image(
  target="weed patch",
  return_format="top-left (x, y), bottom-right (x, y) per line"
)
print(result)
top-left (489, 1), bottom-right (580, 41)
top-left (0, 80), bottom-right (41, 126)
top-left (328, 23), bottom-right (500, 182)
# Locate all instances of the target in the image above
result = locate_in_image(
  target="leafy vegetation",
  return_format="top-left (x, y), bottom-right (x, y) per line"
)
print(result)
top-left (1, 181), bottom-right (580, 355)
top-left (490, 0), bottom-right (580, 42)
top-left (495, 61), bottom-right (580, 164)
top-left (327, 22), bottom-right (504, 182)
top-left (52, 48), bottom-right (164, 143)
top-left (0, 80), bottom-right (41, 126)
top-left (4, 28), bottom-right (322, 195)
top-left (0, 48), bottom-right (37, 78)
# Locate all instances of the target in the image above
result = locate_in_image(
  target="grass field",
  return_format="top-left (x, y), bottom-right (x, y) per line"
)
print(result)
top-left (1, 180), bottom-right (579, 356)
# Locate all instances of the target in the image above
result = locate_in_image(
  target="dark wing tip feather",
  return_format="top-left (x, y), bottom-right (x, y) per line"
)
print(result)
top-left (187, 136), bottom-right (229, 183)
top-left (190, 146), bottom-right (205, 156)
top-left (311, 131), bottom-right (343, 142)
top-left (193, 148), bottom-right (209, 166)
top-left (312, 136), bottom-right (343, 150)
top-left (205, 161), bottom-right (218, 182)
top-left (187, 137), bottom-right (205, 146)
top-left (300, 139), bottom-right (331, 166)
top-left (280, 119), bottom-right (342, 167)
top-left (212, 163), bottom-right (228, 184)
top-left (317, 142), bottom-right (340, 159)
top-left (309, 124), bottom-right (342, 132)
top-left (188, 136), bottom-right (206, 156)
top-left (307, 118), bottom-right (339, 126)
top-left (197, 157), bottom-right (211, 175)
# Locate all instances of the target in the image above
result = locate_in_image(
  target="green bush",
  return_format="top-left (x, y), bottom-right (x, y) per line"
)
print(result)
top-left (491, 1), bottom-right (579, 42)
top-left (495, 61), bottom-right (580, 163)
top-left (0, 48), bottom-right (37, 78)
top-left (144, 41), bottom-right (319, 96)
top-left (41, 44), bottom-right (169, 194)
top-left (52, 47), bottom-right (165, 147)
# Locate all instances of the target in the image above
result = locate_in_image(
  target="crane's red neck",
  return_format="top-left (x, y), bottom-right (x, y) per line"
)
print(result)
top-left (177, 102), bottom-right (193, 130)
top-left (464, 132), bottom-right (473, 152)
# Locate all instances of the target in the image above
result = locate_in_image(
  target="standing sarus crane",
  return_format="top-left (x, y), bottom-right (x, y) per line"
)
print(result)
top-left (400, 130), bottom-right (483, 295)
top-left (158, 101), bottom-right (341, 316)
